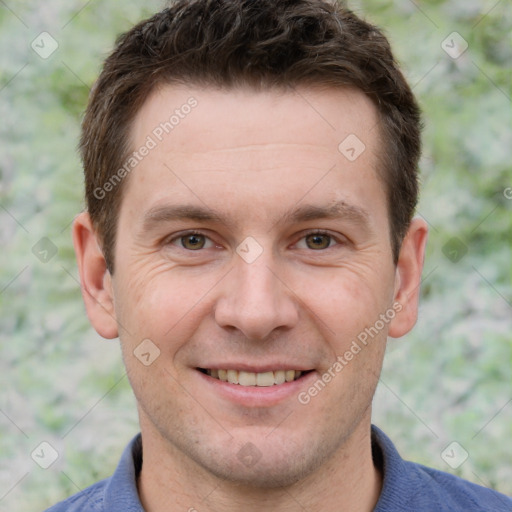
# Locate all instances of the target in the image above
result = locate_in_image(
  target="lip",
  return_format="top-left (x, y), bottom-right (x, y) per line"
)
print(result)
top-left (196, 363), bottom-right (313, 373)
top-left (195, 368), bottom-right (318, 407)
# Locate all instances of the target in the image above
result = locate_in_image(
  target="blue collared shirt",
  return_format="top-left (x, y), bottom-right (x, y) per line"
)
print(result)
top-left (44, 425), bottom-right (512, 511)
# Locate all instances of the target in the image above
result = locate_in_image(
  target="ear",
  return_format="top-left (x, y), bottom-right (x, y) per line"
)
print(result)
top-left (388, 217), bottom-right (428, 338)
top-left (72, 212), bottom-right (118, 339)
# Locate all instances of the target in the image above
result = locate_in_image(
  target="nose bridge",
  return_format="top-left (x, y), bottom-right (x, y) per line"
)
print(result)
top-left (214, 246), bottom-right (298, 340)
top-left (236, 255), bottom-right (280, 307)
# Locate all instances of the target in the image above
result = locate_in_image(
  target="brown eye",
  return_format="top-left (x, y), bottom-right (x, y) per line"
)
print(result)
top-left (166, 231), bottom-right (217, 252)
top-left (180, 233), bottom-right (206, 250)
top-left (305, 233), bottom-right (332, 250)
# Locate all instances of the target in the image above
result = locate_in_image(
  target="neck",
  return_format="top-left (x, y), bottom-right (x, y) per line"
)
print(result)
top-left (137, 410), bottom-right (382, 512)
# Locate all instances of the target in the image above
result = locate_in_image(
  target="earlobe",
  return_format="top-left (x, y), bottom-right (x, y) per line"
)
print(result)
top-left (72, 212), bottom-right (119, 339)
top-left (388, 217), bottom-right (428, 339)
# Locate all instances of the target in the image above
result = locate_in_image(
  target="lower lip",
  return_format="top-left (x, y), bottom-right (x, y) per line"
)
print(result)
top-left (196, 370), bottom-right (318, 407)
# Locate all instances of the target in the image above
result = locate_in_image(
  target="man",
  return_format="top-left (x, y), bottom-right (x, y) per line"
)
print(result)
top-left (46, 0), bottom-right (512, 510)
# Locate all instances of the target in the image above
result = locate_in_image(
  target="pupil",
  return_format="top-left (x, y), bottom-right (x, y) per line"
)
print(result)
top-left (308, 234), bottom-right (329, 250)
top-left (184, 234), bottom-right (204, 249)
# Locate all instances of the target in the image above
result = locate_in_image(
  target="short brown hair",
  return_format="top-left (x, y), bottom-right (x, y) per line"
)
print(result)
top-left (81, 0), bottom-right (422, 272)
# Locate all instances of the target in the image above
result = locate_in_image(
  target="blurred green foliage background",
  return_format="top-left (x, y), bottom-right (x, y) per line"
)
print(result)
top-left (0, 1), bottom-right (510, 510)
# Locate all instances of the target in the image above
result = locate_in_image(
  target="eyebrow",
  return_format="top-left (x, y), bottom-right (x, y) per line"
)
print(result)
top-left (141, 200), bottom-right (373, 234)
top-left (141, 204), bottom-right (230, 231)
top-left (280, 201), bottom-right (372, 231)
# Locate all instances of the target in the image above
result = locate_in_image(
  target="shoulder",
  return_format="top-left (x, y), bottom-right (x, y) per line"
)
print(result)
top-left (43, 433), bottom-right (143, 512)
top-left (403, 460), bottom-right (512, 511)
top-left (372, 425), bottom-right (512, 512)
top-left (43, 478), bottom-right (108, 512)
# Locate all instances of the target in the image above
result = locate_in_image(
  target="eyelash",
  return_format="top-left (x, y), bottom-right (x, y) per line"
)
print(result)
top-left (166, 229), bottom-right (345, 251)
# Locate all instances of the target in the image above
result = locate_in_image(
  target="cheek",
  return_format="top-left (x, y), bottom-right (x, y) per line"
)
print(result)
top-left (113, 262), bottom-right (219, 344)
top-left (292, 261), bottom-right (394, 340)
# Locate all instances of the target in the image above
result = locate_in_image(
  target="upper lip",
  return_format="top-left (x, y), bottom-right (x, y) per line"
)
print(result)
top-left (197, 363), bottom-right (314, 373)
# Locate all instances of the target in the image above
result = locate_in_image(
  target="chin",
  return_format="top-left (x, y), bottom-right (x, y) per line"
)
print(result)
top-left (188, 436), bottom-right (330, 489)
top-left (205, 457), bottom-right (312, 489)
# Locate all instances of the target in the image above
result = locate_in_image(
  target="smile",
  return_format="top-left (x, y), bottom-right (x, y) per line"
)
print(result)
top-left (198, 368), bottom-right (308, 387)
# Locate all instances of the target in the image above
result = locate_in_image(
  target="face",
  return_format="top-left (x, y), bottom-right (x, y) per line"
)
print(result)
top-left (75, 84), bottom-right (426, 488)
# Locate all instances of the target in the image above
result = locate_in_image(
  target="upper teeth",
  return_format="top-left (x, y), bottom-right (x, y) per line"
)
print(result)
top-left (206, 369), bottom-right (302, 386)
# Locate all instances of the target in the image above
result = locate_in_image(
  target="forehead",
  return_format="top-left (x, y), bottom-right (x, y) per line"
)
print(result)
top-left (122, 84), bottom-right (385, 225)
top-left (131, 84), bottom-right (380, 154)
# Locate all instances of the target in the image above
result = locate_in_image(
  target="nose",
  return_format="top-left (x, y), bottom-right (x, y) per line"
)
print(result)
top-left (214, 252), bottom-right (299, 341)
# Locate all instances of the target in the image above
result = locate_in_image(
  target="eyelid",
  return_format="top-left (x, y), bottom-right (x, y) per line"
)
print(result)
top-left (294, 229), bottom-right (346, 249)
top-left (165, 230), bottom-right (217, 249)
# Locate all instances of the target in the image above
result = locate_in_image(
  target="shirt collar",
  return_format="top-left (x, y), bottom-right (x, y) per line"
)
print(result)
top-left (371, 424), bottom-right (427, 511)
top-left (103, 433), bottom-right (145, 511)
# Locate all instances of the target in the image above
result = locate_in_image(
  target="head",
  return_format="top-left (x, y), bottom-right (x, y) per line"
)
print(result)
top-left (74, 0), bottom-right (428, 494)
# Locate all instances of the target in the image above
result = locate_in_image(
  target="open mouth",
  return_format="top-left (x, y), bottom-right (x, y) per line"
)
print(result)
top-left (197, 368), bottom-right (312, 387)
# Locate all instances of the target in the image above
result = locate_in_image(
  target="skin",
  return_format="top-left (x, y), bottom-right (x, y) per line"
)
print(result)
top-left (73, 85), bottom-right (428, 512)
